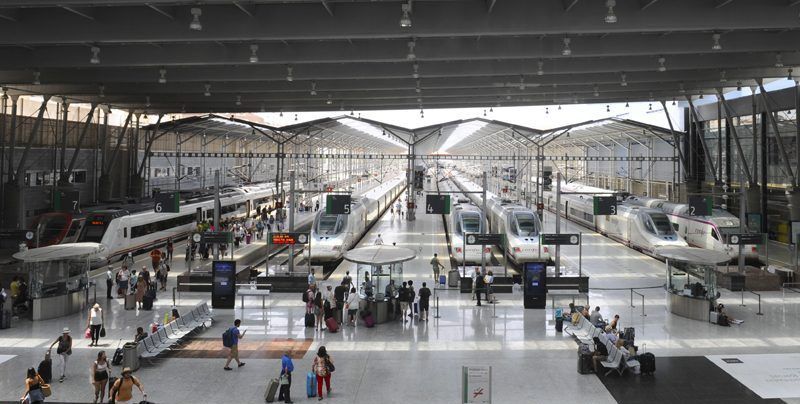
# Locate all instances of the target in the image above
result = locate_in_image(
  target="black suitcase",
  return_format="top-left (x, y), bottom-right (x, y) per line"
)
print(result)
top-left (639, 352), bottom-right (656, 374)
top-left (622, 327), bottom-right (635, 341)
top-left (38, 352), bottom-right (52, 383)
top-left (0, 309), bottom-right (9, 329)
top-left (555, 317), bottom-right (564, 332)
top-left (112, 348), bottom-right (124, 366)
top-left (578, 344), bottom-right (594, 374)
top-left (142, 295), bottom-right (154, 310)
top-left (305, 312), bottom-right (315, 327)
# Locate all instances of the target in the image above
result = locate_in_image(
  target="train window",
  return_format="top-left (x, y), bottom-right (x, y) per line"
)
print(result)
top-left (648, 213), bottom-right (675, 236)
top-left (711, 230), bottom-right (720, 241)
top-left (130, 214), bottom-right (195, 238)
top-left (513, 213), bottom-right (539, 237)
top-left (461, 215), bottom-right (481, 233)
top-left (317, 214), bottom-right (346, 235)
top-left (124, 228), bottom-right (128, 238)
top-left (672, 223), bottom-right (679, 231)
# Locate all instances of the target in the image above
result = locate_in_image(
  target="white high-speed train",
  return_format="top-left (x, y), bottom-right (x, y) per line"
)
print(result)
top-left (439, 179), bottom-right (489, 264)
top-left (626, 196), bottom-right (760, 263)
top-left (76, 182), bottom-right (282, 262)
top-left (542, 181), bottom-right (688, 257)
top-left (309, 175), bottom-right (406, 264)
top-left (449, 172), bottom-right (550, 264)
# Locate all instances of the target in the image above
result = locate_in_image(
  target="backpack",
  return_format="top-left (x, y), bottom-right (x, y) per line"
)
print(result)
top-left (302, 290), bottom-right (310, 303)
top-left (222, 327), bottom-right (235, 348)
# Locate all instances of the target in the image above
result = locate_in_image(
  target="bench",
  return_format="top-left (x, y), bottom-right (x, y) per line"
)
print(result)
top-left (136, 301), bottom-right (214, 362)
top-left (566, 313), bottom-right (639, 376)
top-left (238, 288), bottom-right (271, 309)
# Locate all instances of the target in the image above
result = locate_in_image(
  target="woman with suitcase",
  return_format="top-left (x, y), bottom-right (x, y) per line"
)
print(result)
top-left (47, 327), bottom-right (72, 382)
top-left (311, 346), bottom-right (334, 401)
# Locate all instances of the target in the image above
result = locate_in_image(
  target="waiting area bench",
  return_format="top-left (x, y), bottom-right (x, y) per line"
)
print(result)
top-left (136, 301), bottom-right (214, 361)
top-left (565, 313), bottom-right (640, 376)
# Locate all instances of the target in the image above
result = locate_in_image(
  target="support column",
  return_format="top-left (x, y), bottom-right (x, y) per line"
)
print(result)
top-left (0, 90), bottom-right (7, 227)
top-left (761, 112), bottom-right (768, 233)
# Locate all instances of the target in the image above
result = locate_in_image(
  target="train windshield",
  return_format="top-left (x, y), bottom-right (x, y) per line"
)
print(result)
top-left (513, 212), bottom-right (540, 236)
top-left (316, 214), bottom-right (346, 235)
top-left (78, 215), bottom-right (110, 243)
top-left (647, 213), bottom-right (675, 236)
top-left (30, 214), bottom-right (70, 247)
top-left (460, 214), bottom-right (482, 234)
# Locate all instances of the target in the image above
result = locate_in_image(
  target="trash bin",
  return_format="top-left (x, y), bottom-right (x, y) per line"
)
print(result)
top-left (448, 269), bottom-right (460, 288)
top-left (729, 274), bottom-right (745, 292)
top-left (122, 342), bottom-right (140, 372)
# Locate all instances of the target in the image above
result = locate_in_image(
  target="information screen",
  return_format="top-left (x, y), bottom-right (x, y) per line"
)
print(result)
top-left (212, 260), bottom-right (236, 309)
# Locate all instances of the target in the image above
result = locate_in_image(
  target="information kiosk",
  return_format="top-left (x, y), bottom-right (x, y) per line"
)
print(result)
top-left (212, 260), bottom-right (236, 309)
top-left (658, 246), bottom-right (730, 322)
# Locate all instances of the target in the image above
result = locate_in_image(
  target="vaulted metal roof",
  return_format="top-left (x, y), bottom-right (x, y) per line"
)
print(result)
top-left (0, 0), bottom-right (798, 113)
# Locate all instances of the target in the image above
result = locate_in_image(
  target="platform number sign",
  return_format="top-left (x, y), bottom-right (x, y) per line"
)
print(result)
top-left (154, 191), bottom-right (180, 213)
top-left (426, 195), bottom-right (451, 214)
top-left (688, 196), bottom-right (712, 216)
top-left (592, 196), bottom-right (617, 215)
top-left (54, 190), bottom-right (80, 213)
top-left (326, 194), bottom-right (351, 215)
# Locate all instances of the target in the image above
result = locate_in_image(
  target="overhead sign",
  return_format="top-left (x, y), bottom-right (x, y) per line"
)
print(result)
top-left (326, 194), bottom-right (351, 214)
top-left (202, 231), bottom-right (232, 244)
top-left (593, 195), bottom-right (617, 215)
top-left (465, 233), bottom-right (503, 245)
top-left (0, 230), bottom-right (34, 241)
top-left (541, 233), bottom-right (580, 245)
top-left (154, 191), bottom-right (180, 213)
top-left (269, 232), bottom-right (309, 245)
top-left (426, 195), bottom-right (451, 214)
top-left (688, 195), bottom-right (712, 216)
top-left (462, 365), bottom-right (492, 404)
top-left (54, 190), bottom-right (80, 213)
top-left (727, 233), bottom-right (765, 245)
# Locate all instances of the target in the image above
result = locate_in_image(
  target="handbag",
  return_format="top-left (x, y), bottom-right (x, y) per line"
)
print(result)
top-left (100, 327), bottom-right (106, 338)
top-left (41, 383), bottom-right (51, 397)
top-left (325, 357), bottom-right (335, 373)
top-left (279, 374), bottom-right (289, 385)
top-left (84, 327), bottom-right (91, 339)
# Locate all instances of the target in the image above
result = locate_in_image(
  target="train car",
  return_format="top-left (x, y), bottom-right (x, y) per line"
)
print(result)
top-left (26, 212), bottom-right (85, 248)
top-left (310, 175), bottom-right (406, 264)
top-left (75, 182), bottom-right (280, 263)
top-left (626, 196), bottom-right (760, 263)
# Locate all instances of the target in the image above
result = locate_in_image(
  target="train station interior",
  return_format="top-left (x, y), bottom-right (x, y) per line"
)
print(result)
top-left (2, 1), bottom-right (800, 403)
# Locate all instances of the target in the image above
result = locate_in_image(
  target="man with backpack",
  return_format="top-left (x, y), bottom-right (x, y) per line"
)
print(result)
top-left (398, 282), bottom-right (409, 323)
top-left (222, 319), bottom-right (246, 371)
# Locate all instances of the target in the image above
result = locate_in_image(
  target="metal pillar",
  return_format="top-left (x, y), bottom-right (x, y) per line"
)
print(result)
top-left (555, 171), bottom-right (562, 277)
top-left (213, 170), bottom-right (220, 260)
top-left (0, 90), bottom-right (7, 226)
top-left (481, 171), bottom-right (487, 275)
top-left (760, 112), bottom-right (768, 233)
top-left (289, 170), bottom-right (296, 273)
top-left (59, 99), bottom-right (69, 183)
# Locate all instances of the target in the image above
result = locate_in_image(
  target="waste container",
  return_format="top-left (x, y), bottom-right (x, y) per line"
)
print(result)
top-left (122, 342), bottom-right (140, 371)
top-left (729, 274), bottom-right (745, 292)
top-left (448, 270), bottom-right (460, 288)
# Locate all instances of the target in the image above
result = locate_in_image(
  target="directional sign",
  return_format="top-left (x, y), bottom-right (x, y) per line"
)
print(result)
top-left (426, 195), bottom-right (451, 214)
top-left (202, 231), bottom-right (232, 244)
top-left (0, 230), bottom-right (34, 241)
top-left (465, 233), bottom-right (503, 245)
top-left (593, 195), bottom-right (617, 215)
top-left (154, 191), bottom-right (180, 213)
top-left (688, 195), bottom-right (712, 216)
top-left (540, 233), bottom-right (581, 245)
top-left (54, 190), bottom-right (80, 213)
top-left (269, 232), bottom-right (310, 245)
top-left (326, 194), bottom-right (351, 214)
top-left (727, 233), bottom-right (765, 245)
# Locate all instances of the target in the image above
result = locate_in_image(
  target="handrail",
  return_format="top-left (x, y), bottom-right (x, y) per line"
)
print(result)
top-left (748, 290), bottom-right (764, 315)
top-left (630, 289), bottom-right (647, 317)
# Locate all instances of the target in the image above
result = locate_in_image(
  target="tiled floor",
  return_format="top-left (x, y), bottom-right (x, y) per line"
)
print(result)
top-left (3, 180), bottom-right (800, 403)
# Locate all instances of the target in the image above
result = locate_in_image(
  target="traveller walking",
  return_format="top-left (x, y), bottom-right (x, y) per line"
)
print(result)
top-left (106, 267), bottom-right (114, 299)
top-left (278, 349), bottom-right (294, 403)
top-left (484, 270), bottom-right (495, 303)
top-left (407, 280), bottom-right (417, 318)
top-left (20, 367), bottom-right (47, 404)
top-left (223, 319), bottom-right (246, 371)
top-left (308, 268), bottom-right (316, 287)
top-left (134, 277), bottom-right (146, 310)
top-left (374, 234), bottom-right (384, 245)
top-left (474, 270), bottom-right (485, 307)
top-left (342, 271), bottom-right (353, 293)
top-left (149, 248), bottom-right (161, 271)
top-left (109, 367), bottom-right (146, 404)
top-left (398, 282), bottom-right (409, 322)
top-left (117, 267), bottom-right (129, 298)
top-left (91, 350), bottom-right (111, 404)
top-left (345, 288), bottom-right (358, 326)
top-left (315, 200), bottom-right (319, 212)
top-left (166, 238), bottom-right (174, 262)
top-left (418, 282), bottom-right (431, 321)
top-left (430, 253), bottom-right (444, 282)
top-left (312, 346), bottom-right (334, 401)
top-left (122, 252), bottom-right (134, 270)
top-left (48, 327), bottom-right (72, 382)
top-left (87, 303), bottom-right (104, 347)
top-left (313, 291), bottom-right (325, 332)
top-left (333, 281), bottom-right (347, 324)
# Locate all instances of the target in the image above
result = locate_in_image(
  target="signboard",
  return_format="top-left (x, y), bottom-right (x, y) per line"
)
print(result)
top-left (211, 260), bottom-right (236, 309)
top-left (269, 232), bottom-right (309, 245)
top-left (426, 195), bottom-right (451, 214)
top-left (462, 366), bottom-right (492, 404)
top-left (727, 233), bottom-right (765, 245)
top-left (54, 190), bottom-right (80, 213)
top-left (592, 195), bottom-right (617, 215)
top-left (0, 230), bottom-right (34, 241)
top-left (688, 195), bottom-right (712, 216)
top-left (326, 194), bottom-right (351, 214)
top-left (202, 231), bottom-right (232, 244)
top-left (540, 233), bottom-right (580, 245)
top-left (465, 233), bottom-right (503, 245)
top-left (154, 191), bottom-right (180, 213)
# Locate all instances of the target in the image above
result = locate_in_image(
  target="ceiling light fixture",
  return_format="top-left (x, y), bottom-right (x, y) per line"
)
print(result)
top-left (412, 62), bottom-right (419, 79)
top-left (407, 39), bottom-right (417, 60)
top-left (625, 100), bottom-right (629, 108)
top-left (350, 109), bottom-right (355, 116)
top-left (400, 2), bottom-right (412, 28)
top-left (649, 103), bottom-right (652, 110)
top-left (236, 95), bottom-right (242, 106)
top-left (736, 81), bottom-right (742, 91)
top-left (519, 75), bottom-right (526, 90)
top-left (620, 72), bottom-right (627, 87)
top-left (90, 46), bottom-right (100, 64)
top-left (593, 84), bottom-right (599, 97)
top-left (561, 37), bottom-right (572, 56)
top-left (606, 104), bottom-right (610, 112)
top-left (672, 98), bottom-right (676, 106)
top-left (719, 69), bottom-right (727, 83)
top-left (310, 81), bottom-right (317, 96)
top-left (658, 56), bottom-right (666, 72)
top-left (249, 44), bottom-right (259, 63)
top-left (699, 90), bottom-right (704, 99)
top-left (286, 66), bottom-right (293, 82)
top-left (326, 94), bottom-right (333, 105)
top-left (419, 107), bottom-right (424, 118)
top-left (775, 52), bottom-right (784, 68)
top-left (203, 82), bottom-right (211, 97)
top-left (295, 113), bottom-right (298, 121)
top-left (189, 7), bottom-right (202, 31)
top-left (605, 0), bottom-right (617, 23)
top-left (416, 79), bottom-right (421, 93)
top-left (558, 104), bottom-right (562, 110)
top-left (98, 84), bottom-right (105, 98)
top-left (145, 95), bottom-right (151, 108)
top-left (33, 70), bottom-right (41, 85)
top-left (483, 109), bottom-right (487, 117)
top-left (158, 67), bottom-right (167, 84)
top-left (711, 33), bottom-right (722, 50)
top-left (279, 109), bottom-right (283, 117)
top-left (679, 82), bottom-right (686, 94)
top-left (537, 60), bottom-right (544, 76)
top-left (489, 107), bottom-right (493, 113)
top-left (545, 107), bottom-right (549, 115)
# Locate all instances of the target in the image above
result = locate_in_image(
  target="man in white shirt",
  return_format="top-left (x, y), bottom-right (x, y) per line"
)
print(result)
top-left (106, 267), bottom-right (114, 299)
top-left (374, 234), bottom-right (384, 245)
top-left (308, 268), bottom-right (316, 286)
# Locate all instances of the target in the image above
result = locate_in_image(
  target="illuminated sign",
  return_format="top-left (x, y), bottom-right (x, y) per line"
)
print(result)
top-left (269, 232), bottom-right (309, 245)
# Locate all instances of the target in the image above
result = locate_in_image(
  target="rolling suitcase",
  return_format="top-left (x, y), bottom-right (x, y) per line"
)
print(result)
top-left (38, 351), bottom-right (52, 383)
top-left (639, 352), bottom-right (656, 374)
top-left (265, 377), bottom-right (280, 402)
top-left (305, 312), bottom-right (315, 327)
top-left (439, 275), bottom-right (447, 286)
top-left (555, 317), bottom-right (564, 332)
top-left (448, 270), bottom-right (460, 288)
top-left (306, 371), bottom-right (317, 397)
top-left (142, 294), bottom-right (154, 310)
top-left (577, 343), bottom-right (593, 374)
top-left (363, 313), bottom-right (375, 328)
top-left (326, 317), bottom-right (339, 333)
top-left (124, 294), bottom-right (136, 310)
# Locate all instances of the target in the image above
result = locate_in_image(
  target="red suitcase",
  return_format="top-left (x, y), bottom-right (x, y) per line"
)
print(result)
top-left (326, 317), bottom-right (339, 333)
